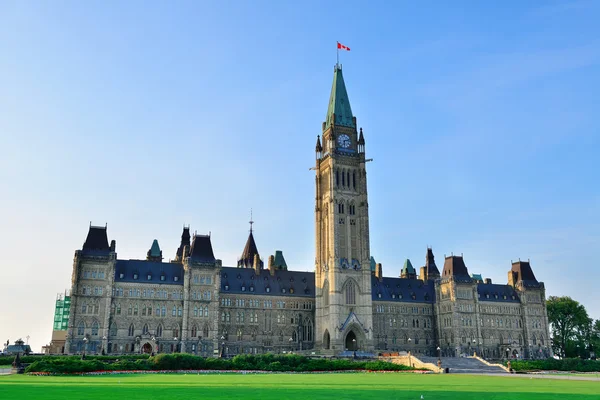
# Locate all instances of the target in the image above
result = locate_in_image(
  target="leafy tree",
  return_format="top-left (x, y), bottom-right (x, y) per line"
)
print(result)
top-left (546, 296), bottom-right (590, 358)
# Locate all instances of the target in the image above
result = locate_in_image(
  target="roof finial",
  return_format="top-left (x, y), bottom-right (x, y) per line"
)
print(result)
top-left (249, 209), bottom-right (254, 233)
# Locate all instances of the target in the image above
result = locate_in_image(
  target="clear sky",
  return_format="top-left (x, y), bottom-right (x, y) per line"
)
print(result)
top-left (1, 1), bottom-right (598, 352)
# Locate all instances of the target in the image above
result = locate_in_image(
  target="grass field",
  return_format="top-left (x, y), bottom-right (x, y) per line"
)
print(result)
top-left (1, 373), bottom-right (599, 399)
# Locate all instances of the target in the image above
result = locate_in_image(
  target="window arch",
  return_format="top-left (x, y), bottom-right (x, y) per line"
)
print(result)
top-left (91, 321), bottom-right (99, 336)
top-left (109, 322), bottom-right (117, 337)
top-left (142, 324), bottom-right (149, 335)
top-left (191, 326), bottom-right (197, 338)
top-left (345, 280), bottom-right (356, 305)
top-left (203, 325), bottom-right (209, 338)
top-left (156, 324), bottom-right (163, 337)
top-left (173, 325), bottom-right (180, 338)
top-left (128, 324), bottom-right (134, 337)
top-left (303, 318), bottom-right (313, 342)
top-left (77, 321), bottom-right (85, 336)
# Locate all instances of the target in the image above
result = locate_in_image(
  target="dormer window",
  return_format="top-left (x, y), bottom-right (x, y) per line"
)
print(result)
top-left (392, 294), bottom-right (396, 299)
top-left (494, 294), bottom-right (498, 299)
top-left (119, 273), bottom-right (124, 279)
top-left (282, 288), bottom-right (286, 294)
top-left (290, 288), bottom-right (294, 294)
top-left (147, 274), bottom-right (152, 280)
top-left (511, 295), bottom-right (516, 300)
top-left (378, 293), bottom-right (382, 298)
top-left (266, 287), bottom-right (271, 293)
top-left (486, 294), bottom-right (490, 299)
top-left (224, 284), bottom-right (229, 291)
top-left (503, 295), bottom-right (507, 300)
top-left (241, 286), bottom-right (246, 292)
top-left (250, 286), bottom-right (254, 292)
top-left (133, 273), bottom-right (139, 280)
top-left (174, 276), bottom-right (179, 282)
top-left (160, 275), bottom-right (165, 281)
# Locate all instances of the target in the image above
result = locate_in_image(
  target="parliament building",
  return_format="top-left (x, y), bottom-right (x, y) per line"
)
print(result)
top-left (62, 65), bottom-right (551, 359)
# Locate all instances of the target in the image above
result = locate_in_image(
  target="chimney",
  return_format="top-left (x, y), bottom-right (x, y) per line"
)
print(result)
top-left (419, 266), bottom-right (428, 282)
top-left (110, 240), bottom-right (116, 252)
top-left (484, 278), bottom-right (492, 285)
top-left (268, 255), bottom-right (276, 276)
top-left (253, 254), bottom-right (261, 275)
top-left (375, 263), bottom-right (383, 280)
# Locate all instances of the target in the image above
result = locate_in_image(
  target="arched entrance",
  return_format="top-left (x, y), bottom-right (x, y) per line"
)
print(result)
top-left (345, 331), bottom-right (358, 351)
top-left (142, 343), bottom-right (153, 354)
top-left (323, 330), bottom-right (330, 350)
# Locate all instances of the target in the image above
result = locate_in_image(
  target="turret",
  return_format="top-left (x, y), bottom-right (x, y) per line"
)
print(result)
top-left (375, 263), bottom-right (383, 281)
top-left (315, 135), bottom-right (322, 160)
top-left (146, 239), bottom-right (163, 262)
top-left (401, 259), bottom-right (417, 279)
top-left (358, 128), bottom-right (365, 154)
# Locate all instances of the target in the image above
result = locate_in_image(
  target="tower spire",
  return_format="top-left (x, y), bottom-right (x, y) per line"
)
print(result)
top-left (249, 209), bottom-right (254, 233)
top-left (325, 66), bottom-right (355, 131)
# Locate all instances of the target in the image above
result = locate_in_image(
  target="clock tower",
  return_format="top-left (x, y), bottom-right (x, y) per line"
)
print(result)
top-left (314, 65), bottom-right (373, 353)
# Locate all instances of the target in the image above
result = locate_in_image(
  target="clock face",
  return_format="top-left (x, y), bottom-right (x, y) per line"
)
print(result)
top-left (337, 134), bottom-right (351, 149)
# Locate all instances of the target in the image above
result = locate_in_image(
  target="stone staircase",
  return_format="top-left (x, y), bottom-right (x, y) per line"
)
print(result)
top-left (417, 356), bottom-right (507, 374)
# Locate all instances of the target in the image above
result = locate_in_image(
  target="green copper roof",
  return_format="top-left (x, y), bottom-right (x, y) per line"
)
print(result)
top-left (370, 256), bottom-right (376, 271)
top-left (471, 273), bottom-right (483, 281)
top-left (273, 250), bottom-right (288, 270)
top-left (325, 66), bottom-right (355, 130)
top-left (402, 259), bottom-right (415, 274)
top-left (149, 239), bottom-right (161, 257)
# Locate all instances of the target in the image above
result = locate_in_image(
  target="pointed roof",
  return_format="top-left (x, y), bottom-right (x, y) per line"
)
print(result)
top-left (149, 239), bottom-right (161, 257)
top-left (272, 250), bottom-right (288, 270)
top-left (175, 226), bottom-right (191, 260)
top-left (239, 231), bottom-right (260, 265)
top-left (82, 225), bottom-right (110, 252)
top-left (442, 255), bottom-right (471, 279)
top-left (189, 234), bottom-right (216, 263)
top-left (511, 260), bottom-right (538, 283)
top-left (325, 65), bottom-right (355, 130)
top-left (358, 128), bottom-right (365, 145)
top-left (425, 248), bottom-right (440, 277)
top-left (402, 259), bottom-right (416, 275)
top-left (315, 135), bottom-right (322, 152)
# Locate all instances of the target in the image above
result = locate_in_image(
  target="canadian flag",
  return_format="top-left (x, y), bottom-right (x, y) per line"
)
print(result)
top-left (337, 42), bottom-right (350, 51)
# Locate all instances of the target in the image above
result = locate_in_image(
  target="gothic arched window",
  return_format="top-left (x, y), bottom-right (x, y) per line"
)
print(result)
top-left (142, 324), bottom-right (149, 335)
top-left (191, 326), bottom-right (197, 338)
top-left (156, 324), bottom-right (163, 337)
top-left (345, 281), bottom-right (356, 305)
top-left (77, 321), bottom-right (85, 336)
top-left (91, 321), bottom-right (99, 336)
top-left (109, 322), bottom-right (117, 337)
top-left (128, 324), bottom-right (135, 337)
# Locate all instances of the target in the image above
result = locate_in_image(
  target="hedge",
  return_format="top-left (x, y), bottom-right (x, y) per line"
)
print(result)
top-left (508, 358), bottom-right (600, 372)
top-left (24, 354), bottom-right (418, 374)
top-left (0, 354), bottom-right (149, 366)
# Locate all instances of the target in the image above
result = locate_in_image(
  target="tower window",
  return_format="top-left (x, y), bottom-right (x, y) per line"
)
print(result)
top-left (336, 170), bottom-right (339, 187)
top-left (342, 170), bottom-right (345, 186)
top-left (347, 171), bottom-right (350, 187)
top-left (345, 281), bottom-right (356, 305)
top-left (338, 203), bottom-right (345, 214)
top-left (353, 171), bottom-right (356, 189)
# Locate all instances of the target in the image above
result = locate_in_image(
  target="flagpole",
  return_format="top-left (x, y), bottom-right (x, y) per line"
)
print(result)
top-left (336, 42), bottom-right (339, 67)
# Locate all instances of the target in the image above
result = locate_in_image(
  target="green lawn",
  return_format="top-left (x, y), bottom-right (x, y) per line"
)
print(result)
top-left (0, 373), bottom-right (598, 399)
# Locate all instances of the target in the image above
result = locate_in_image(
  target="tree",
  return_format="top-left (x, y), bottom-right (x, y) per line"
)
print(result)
top-left (546, 296), bottom-right (590, 358)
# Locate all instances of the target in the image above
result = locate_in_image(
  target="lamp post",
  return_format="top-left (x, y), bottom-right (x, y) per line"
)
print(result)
top-left (289, 337), bottom-right (293, 353)
top-left (173, 337), bottom-right (178, 353)
top-left (352, 338), bottom-right (357, 359)
top-left (81, 337), bottom-right (88, 360)
top-left (151, 336), bottom-right (156, 356)
top-left (220, 336), bottom-right (225, 358)
top-left (472, 339), bottom-right (477, 357)
top-left (102, 336), bottom-right (107, 355)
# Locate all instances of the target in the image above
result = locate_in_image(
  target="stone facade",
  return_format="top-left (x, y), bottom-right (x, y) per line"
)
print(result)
top-left (62, 65), bottom-right (551, 359)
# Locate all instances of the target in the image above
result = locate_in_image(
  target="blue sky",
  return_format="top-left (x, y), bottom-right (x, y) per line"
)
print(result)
top-left (1, 1), bottom-right (598, 351)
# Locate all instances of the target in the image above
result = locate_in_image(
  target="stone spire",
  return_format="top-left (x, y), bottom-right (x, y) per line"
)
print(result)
top-left (175, 226), bottom-right (191, 262)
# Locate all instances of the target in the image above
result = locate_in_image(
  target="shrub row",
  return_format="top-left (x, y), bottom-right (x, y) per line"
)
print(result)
top-left (24, 354), bottom-right (417, 374)
top-left (0, 354), bottom-right (149, 366)
top-left (508, 358), bottom-right (600, 372)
